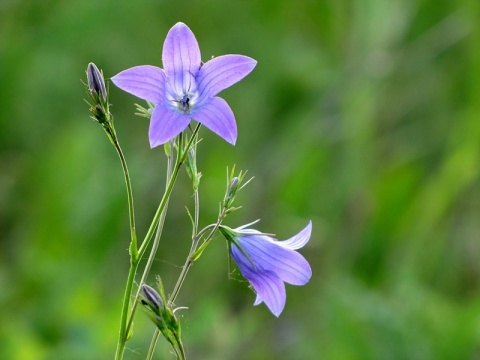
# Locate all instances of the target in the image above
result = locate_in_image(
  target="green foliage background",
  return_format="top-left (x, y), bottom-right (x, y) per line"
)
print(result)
top-left (1, 0), bottom-right (480, 359)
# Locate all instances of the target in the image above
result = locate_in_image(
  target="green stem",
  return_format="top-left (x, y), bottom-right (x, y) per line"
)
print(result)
top-left (115, 157), bottom-right (179, 360)
top-left (115, 125), bottom-right (201, 360)
top-left (124, 151), bottom-right (173, 338)
top-left (115, 257), bottom-right (139, 360)
top-left (174, 333), bottom-right (186, 360)
top-left (193, 190), bottom-right (199, 237)
top-left (170, 209), bottom-right (227, 304)
top-left (146, 329), bottom-right (160, 360)
top-left (113, 139), bottom-right (138, 257)
top-left (109, 136), bottom-right (138, 360)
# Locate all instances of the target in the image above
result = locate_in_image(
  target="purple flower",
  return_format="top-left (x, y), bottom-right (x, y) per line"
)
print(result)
top-left (224, 221), bottom-right (312, 317)
top-left (111, 22), bottom-right (257, 148)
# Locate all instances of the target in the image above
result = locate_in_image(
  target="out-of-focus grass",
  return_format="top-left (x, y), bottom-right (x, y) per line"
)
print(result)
top-left (1, 0), bottom-right (480, 359)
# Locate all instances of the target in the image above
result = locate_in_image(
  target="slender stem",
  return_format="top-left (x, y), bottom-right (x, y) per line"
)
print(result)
top-left (110, 137), bottom-right (138, 360)
top-left (115, 156), bottom-right (179, 360)
top-left (124, 152), bottom-right (173, 338)
top-left (137, 127), bottom-right (200, 258)
top-left (115, 257), bottom-right (139, 360)
top-left (113, 139), bottom-right (138, 257)
top-left (146, 329), bottom-right (161, 360)
top-left (193, 190), bottom-right (199, 237)
top-left (174, 333), bottom-right (186, 360)
top-left (115, 126), bottom-right (201, 360)
top-left (170, 209), bottom-right (227, 304)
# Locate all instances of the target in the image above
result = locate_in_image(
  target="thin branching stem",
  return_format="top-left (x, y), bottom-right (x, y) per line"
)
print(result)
top-left (146, 329), bottom-right (160, 360)
top-left (125, 148), bottom-right (173, 338)
top-left (169, 207), bottom-right (228, 304)
top-left (115, 125), bottom-right (201, 360)
top-left (111, 137), bottom-right (139, 360)
top-left (113, 139), bottom-right (138, 255)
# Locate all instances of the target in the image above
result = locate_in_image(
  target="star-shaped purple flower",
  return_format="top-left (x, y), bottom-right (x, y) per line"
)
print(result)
top-left (225, 221), bottom-right (312, 317)
top-left (111, 22), bottom-right (257, 147)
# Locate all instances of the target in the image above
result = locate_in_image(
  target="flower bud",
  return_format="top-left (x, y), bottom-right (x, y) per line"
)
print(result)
top-left (229, 177), bottom-right (239, 193)
top-left (87, 62), bottom-right (107, 102)
top-left (224, 176), bottom-right (240, 208)
top-left (141, 284), bottom-right (163, 311)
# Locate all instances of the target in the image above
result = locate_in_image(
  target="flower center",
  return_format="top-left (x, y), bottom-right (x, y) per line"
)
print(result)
top-left (179, 93), bottom-right (191, 112)
top-left (165, 73), bottom-right (199, 115)
top-left (170, 91), bottom-right (197, 114)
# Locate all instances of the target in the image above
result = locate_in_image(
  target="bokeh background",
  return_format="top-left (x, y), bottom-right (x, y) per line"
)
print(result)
top-left (1, 0), bottom-right (480, 359)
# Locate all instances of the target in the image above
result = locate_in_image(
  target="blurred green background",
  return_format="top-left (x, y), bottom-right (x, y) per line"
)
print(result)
top-left (1, 0), bottom-right (480, 359)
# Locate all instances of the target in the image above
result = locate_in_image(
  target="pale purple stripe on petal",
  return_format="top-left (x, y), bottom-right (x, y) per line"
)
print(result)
top-left (111, 65), bottom-right (165, 104)
top-left (162, 22), bottom-right (202, 95)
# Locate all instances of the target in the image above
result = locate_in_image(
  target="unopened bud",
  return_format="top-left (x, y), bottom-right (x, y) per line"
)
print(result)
top-left (141, 284), bottom-right (163, 310)
top-left (87, 62), bottom-right (107, 102)
top-left (229, 177), bottom-right (239, 191)
top-left (224, 176), bottom-right (240, 208)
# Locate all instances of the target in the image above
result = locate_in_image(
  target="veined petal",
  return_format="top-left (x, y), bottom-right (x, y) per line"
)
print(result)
top-left (238, 235), bottom-right (312, 286)
top-left (149, 104), bottom-right (190, 148)
top-left (232, 256), bottom-right (286, 317)
top-left (197, 55), bottom-right (257, 99)
top-left (111, 65), bottom-right (165, 103)
top-left (193, 97), bottom-right (237, 144)
top-left (249, 271), bottom-right (286, 317)
top-left (162, 22), bottom-right (202, 95)
top-left (278, 221), bottom-right (312, 250)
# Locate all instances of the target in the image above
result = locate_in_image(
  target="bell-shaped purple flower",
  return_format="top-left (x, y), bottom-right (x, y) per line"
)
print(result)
top-left (224, 221), bottom-right (312, 317)
top-left (111, 22), bottom-right (257, 148)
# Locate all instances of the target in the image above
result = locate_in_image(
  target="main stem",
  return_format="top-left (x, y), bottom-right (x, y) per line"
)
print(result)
top-left (115, 126), bottom-right (200, 360)
top-left (115, 155), bottom-right (181, 360)
top-left (124, 153), bottom-right (173, 338)
top-left (110, 137), bottom-right (138, 360)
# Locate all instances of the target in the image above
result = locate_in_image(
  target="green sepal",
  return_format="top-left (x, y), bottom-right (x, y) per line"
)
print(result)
top-left (219, 225), bottom-right (256, 268)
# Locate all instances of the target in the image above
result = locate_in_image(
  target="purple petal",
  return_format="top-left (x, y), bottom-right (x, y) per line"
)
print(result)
top-left (247, 270), bottom-right (286, 317)
top-left (237, 235), bottom-right (312, 286)
top-left (278, 221), bottom-right (312, 250)
top-left (149, 105), bottom-right (190, 147)
top-left (111, 65), bottom-right (165, 103)
top-left (193, 97), bottom-right (237, 144)
top-left (197, 55), bottom-right (257, 100)
top-left (231, 248), bottom-right (286, 317)
top-left (162, 22), bottom-right (201, 95)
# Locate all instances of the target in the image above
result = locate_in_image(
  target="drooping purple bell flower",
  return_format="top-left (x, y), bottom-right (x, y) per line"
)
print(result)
top-left (111, 22), bottom-right (257, 148)
top-left (222, 221), bottom-right (312, 317)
